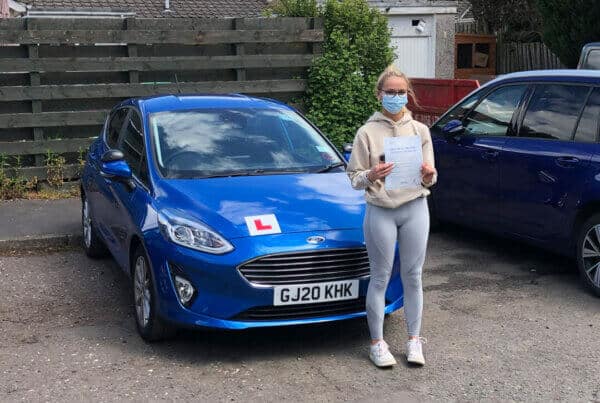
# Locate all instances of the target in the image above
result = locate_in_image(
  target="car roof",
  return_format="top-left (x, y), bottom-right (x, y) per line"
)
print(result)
top-left (120, 94), bottom-right (291, 114)
top-left (483, 69), bottom-right (600, 88)
top-left (582, 42), bottom-right (600, 50)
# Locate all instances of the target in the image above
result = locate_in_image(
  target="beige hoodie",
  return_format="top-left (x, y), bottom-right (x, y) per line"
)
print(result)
top-left (346, 111), bottom-right (436, 209)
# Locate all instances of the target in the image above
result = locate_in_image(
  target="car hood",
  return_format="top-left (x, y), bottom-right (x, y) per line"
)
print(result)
top-left (155, 173), bottom-right (365, 239)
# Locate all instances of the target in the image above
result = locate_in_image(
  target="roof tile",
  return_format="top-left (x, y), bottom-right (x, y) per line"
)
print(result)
top-left (25, 0), bottom-right (269, 18)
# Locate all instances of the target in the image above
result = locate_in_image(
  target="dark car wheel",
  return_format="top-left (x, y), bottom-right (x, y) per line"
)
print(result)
top-left (132, 246), bottom-right (176, 341)
top-left (576, 214), bottom-right (600, 297)
top-left (81, 193), bottom-right (108, 258)
top-left (427, 196), bottom-right (441, 232)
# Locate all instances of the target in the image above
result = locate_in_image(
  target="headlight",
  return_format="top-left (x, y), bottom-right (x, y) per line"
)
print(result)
top-left (158, 209), bottom-right (234, 254)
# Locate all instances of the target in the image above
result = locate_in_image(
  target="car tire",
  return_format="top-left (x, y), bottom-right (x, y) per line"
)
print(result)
top-left (81, 192), bottom-right (108, 258)
top-left (576, 214), bottom-right (600, 297)
top-left (132, 246), bottom-right (176, 342)
top-left (427, 196), bottom-right (441, 232)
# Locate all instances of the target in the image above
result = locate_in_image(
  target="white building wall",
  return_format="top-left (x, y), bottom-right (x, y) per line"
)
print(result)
top-left (388, 14), bottom-right (435, 78)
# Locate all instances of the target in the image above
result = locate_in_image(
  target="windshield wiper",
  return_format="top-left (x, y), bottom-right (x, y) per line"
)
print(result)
top-left (199, 171), bottom-right (255, 179)
top-left (316, 162), bottom-right (345, 173)
top-left (199, 169), bottom-right (309, 178)
top-left (252, 169), bottom-right (310, 175)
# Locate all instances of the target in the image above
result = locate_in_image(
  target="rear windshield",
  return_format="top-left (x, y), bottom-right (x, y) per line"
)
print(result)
top-left (582, 49), bottom-right (600, 69)
top-left (149, 108), bottom-right (343, 179)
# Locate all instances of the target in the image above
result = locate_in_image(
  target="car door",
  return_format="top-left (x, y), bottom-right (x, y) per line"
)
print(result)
top-left (88, 107), bottom-right (129, 245)
top-left (432, 84), bottom-right (528, 229)
top-left (501, 83), bottom-right (594, 241)
top-left (104, 108), bottom-right (153, 268)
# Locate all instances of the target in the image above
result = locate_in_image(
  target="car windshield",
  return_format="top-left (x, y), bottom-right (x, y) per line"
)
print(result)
top-left (583, 49), bottom-right (600, 69)
top-left (149, 107), bottom-right (344, 179)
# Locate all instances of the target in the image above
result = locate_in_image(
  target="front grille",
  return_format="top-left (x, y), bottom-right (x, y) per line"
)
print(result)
top-left (233, 297), bottom-right (366, 321)
top-left (237, 248), bottom-right (370, 286)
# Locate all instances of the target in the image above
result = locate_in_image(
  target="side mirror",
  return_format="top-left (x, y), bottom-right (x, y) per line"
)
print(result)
top-left (100, 149), bottom-right (135, 191)
top-left (442, 119), bottom-right (465, 136)
top-left (342, 143), bottom-right (353, 162)
top-left (101, 149), bottom-right (125, 163)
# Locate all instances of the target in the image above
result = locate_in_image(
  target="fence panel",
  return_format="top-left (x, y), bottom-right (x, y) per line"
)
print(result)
top-left (497, 42), bottom-right (564, 74)
top-left (409, 78), bottom-right (481, 127)
top-left (0, 17), bottom-right (323, 181)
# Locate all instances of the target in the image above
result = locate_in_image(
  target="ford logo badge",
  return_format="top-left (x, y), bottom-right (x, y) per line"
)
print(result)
top-left (306, 236), bottom-right (325, 244)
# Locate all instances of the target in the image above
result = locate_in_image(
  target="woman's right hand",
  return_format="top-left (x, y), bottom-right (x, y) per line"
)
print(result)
top-left (367, 162), bottom-right (394, 182)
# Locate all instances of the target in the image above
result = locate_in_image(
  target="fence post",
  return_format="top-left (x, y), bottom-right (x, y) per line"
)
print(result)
top-left (126, 18), bottom-right (139, 84)
top-left (311, 18), bottom-right (323, 55)
top-left (26, 19), bottom-right (44, 167)
top-left (234, 18), bottom-right (246, 81)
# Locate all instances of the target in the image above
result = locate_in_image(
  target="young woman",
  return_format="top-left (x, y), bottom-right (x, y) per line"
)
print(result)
top-left (347, 65), bottom-right (437, 368)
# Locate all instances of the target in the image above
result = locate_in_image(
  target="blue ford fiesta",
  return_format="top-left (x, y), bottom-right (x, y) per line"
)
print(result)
top-left (80, 94), bottom-right (403, 341)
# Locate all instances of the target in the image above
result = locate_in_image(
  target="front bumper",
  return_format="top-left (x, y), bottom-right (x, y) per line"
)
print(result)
top-left (143, 228), bottom-right (403, 330)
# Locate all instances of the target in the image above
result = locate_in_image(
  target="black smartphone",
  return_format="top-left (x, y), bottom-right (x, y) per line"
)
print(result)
top-left (379, 154), bottom-right (385, 163)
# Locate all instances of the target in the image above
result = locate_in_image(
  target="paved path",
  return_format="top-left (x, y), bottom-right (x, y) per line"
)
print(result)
top-left (0, 198), bottom-right (81, 249)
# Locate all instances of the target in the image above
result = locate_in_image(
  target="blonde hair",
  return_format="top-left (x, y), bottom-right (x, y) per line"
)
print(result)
top-left (375, 65), bottom-right (419, 107)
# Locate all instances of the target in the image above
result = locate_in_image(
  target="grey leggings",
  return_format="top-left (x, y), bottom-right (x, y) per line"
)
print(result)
top-left (364, 197), bottom-right (429, 340)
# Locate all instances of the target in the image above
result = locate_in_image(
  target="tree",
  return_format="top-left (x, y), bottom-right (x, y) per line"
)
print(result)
top-left (537, 0), bottom-right (600, 68)
top-left (469, 0), bottom-right (542, 40)
top-left (263, 0), bottom-right (319, 17)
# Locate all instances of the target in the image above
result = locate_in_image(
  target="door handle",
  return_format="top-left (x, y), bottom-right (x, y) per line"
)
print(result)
top-left (481, 149), bottom-right (499, 160)
top-left (556, 156), bottom-right (579, 167)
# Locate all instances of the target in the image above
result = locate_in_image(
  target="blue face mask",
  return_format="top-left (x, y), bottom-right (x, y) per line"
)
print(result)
top-left (382, 93), bottom-right (408, 114)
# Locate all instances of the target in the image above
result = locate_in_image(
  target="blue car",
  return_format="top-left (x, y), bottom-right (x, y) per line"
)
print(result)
top-left (429, 70), bottom-right (600, 296)
top-left (80, 94), bottom-right (403, 340)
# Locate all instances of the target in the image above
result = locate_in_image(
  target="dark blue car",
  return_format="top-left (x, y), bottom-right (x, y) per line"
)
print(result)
top-left (80, 94), bottom-right (403, 341)
top-left (430, 70), bottom-right (600, 296)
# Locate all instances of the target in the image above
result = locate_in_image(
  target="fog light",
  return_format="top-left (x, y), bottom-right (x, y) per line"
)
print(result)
top-left (174, 275), bottom-right (195, 306)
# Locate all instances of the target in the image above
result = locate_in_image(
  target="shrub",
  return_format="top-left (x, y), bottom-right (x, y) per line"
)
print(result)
top-left (45, 150), bottom-right (66, 188)
top-left (0, 154), bottom-right (37, 200)
top-left (266, 0), bottom-right (393, 148)
top-left (537, 0), bottom-right (600, 68)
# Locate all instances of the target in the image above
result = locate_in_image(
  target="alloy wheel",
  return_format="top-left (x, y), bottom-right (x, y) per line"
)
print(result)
top-left (134, 256), bottom-right (151, 328)
top-left (581, 224), bottom-right (600, 288)
top-left (82, 198), bottom-right (92, 249)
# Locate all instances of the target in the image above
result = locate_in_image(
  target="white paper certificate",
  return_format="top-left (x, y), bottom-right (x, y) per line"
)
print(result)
top-left (383, 136), bottom-right (423, 190)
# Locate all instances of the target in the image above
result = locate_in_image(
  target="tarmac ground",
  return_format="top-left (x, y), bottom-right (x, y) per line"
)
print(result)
top-left (1, 211), bottom-right (599, 402)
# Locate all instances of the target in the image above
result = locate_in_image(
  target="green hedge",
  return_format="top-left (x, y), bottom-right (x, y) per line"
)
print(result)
top-left (267, 0), bottom-right (393, 148)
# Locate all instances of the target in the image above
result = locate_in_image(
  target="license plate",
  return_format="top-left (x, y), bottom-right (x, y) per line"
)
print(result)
top-left (273, 279), bottom-right (359, 306)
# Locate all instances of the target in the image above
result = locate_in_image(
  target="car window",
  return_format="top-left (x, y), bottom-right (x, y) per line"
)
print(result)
top-left (281, 115), bottom-right (339, 163)
top-left (119, 110), bottom-right (144, 179)
top-left (574, 88), bottom-right (600, 143)
top-left (149, 108), bottom-right (343, 179)
top-left (463, 84), bottom-right (527, 136)
top-left (520, 84), bottom-right (589, 141)
top-left (434, 92), bottom-right (481, 129)
top-left (583, 50), bottom-right (600, 69)
top-left (106, 108), bottom-right (128, 149)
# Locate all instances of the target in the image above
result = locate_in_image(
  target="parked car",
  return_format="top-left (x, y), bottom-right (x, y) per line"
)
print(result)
top-left (80, 94), bottom-right (403, 341)
top-left (430, 70), bottom-right (600, 296)
top-left (577, 43), bottom-right (600, 69)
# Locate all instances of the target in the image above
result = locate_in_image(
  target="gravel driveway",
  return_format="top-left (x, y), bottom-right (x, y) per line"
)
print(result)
top-left (1, 227), bottom-right (599, 402)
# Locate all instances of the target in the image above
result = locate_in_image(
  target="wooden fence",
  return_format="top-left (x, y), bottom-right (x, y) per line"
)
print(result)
top-left (497, 41), bottom-right (564, 74)
top-left (0, 17), bottom-right (323, 181)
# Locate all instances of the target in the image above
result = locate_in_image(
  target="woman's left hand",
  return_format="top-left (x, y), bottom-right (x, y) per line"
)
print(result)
top-left (421, 163), bottom-right (436, 184)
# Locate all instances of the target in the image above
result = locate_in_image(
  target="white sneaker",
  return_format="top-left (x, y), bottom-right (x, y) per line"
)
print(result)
top-left (406, 337), bottom-right (426, 365)
top-left (369, 340), bottom-right (397, 367)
